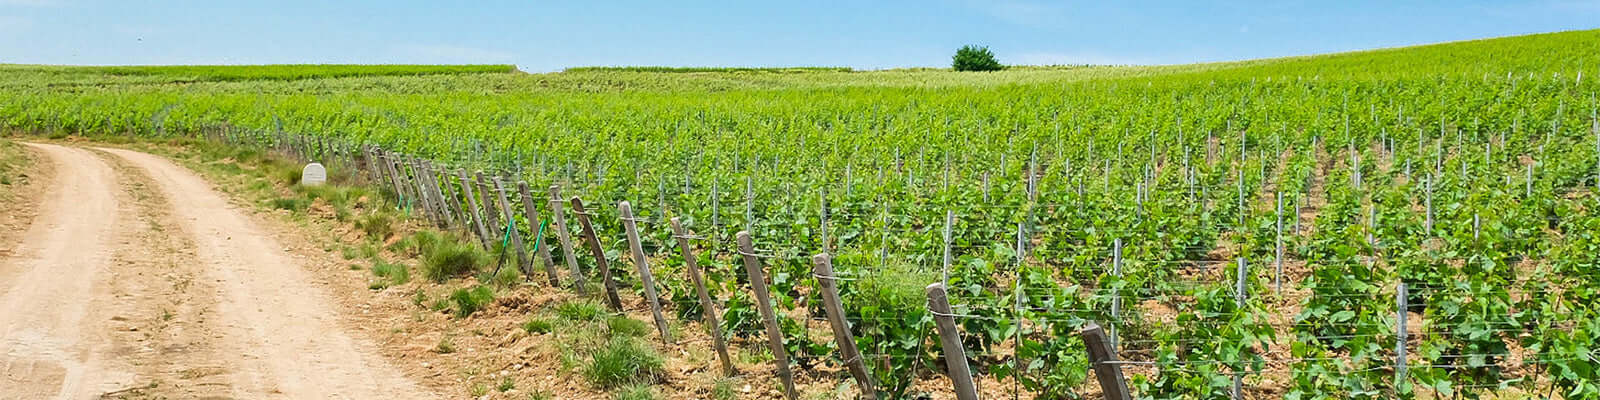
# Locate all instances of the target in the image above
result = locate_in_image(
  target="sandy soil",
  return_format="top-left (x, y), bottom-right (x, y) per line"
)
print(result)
top-left (0, 142), bottom-right (434, 399)
top-left (0, 143), bottom-right (132, 398)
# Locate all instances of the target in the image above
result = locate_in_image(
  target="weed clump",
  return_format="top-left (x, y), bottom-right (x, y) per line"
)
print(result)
top-left (369, 260), bottom-right (410, 289)
top-left (394, 230), bottom-right (487, 282)
top-left (612, 384), bottom-right (657, 400)
top-left (556, 301), bottom-right (605, 322)
top-left (448, 285), bottom-right (495, 318)
top-left (605, 316), bottom-right (649, 338)
top-left (269, 197), bottom-right (307, 211)
top-left (522, 317), bottom-right (554, 334)
top-left (356, 212), bottom-right (394, 240)
top-left (584, 337), bottom-right (663, 389)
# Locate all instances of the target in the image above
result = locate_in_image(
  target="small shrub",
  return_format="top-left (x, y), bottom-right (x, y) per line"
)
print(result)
top-left (952, 45), bottom-right (1003, 71)
top-left (497, 377), bottom-right (516, 392)
top-left (449, 285), bottom-right (495, 318)
top-left (556, 301), bottom-right (605, 322)
top-left (584, 337), bottom-right (663, 388)
top-left (523, 317), bottom-right (554, 334)
top-left (527, 391), bottom-right (553, 400)
top-left (606, 316), bottom-right (649, 338)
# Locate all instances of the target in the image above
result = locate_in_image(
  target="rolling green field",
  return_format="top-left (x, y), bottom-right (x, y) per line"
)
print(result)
top-left (5, 29), bottom-right (1600, 399)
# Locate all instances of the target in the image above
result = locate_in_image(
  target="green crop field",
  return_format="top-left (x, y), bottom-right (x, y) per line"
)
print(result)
top-left (5, 29), bottom-right (1600, 399)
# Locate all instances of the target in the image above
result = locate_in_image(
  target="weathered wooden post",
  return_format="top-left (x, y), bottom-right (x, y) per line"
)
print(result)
top-left (619, 201), bottom-right (672, 342)
top-left (572, 197), bottom-right (623, 310)
top-left (669, 218), bottom-right (734, 376)
top-left (438, 166), bottom-right (467, 231)
top-left (812, 253), bottom-right (879, 400)
top-left (492, 177), bottom-right (530, 278)
top-left (519, 181), bottom-right (561, 287)
top-left (926, 282), bottom-right (979, 400)
top-left (425, 162), bottom-right (457, 228)
top-left (458, 169), bottom-right (493, 250)
top-left (1082, 322), bottom-right (1131, 400)
top-left (476, 171), bottom-right (503, 239)
top-left (737, 231), bottom-right (798, 400)
top-left (549, 185), bottom-right (586, 294)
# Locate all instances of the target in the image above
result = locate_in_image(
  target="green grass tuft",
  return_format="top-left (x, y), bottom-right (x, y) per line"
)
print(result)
top-left (522, 317), bottom-right (554, 334)
top-left (612, 384), bottom-right (657, 400)
top-left (369, 259), bottom-right (410, 289)
top-left (356, 212), bottom-right (395, 240)
top-left (584, 337), bottom-right (663, 389)
top-left (556, 301), bottom-right (605, 322)
top-left (448, 285), bottom-right (495, 318)
top-left (605, 315), bottom-right (649, 338)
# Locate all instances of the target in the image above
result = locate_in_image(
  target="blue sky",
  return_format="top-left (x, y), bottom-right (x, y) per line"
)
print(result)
top-left (0, 1), bottom-right (1596, 72)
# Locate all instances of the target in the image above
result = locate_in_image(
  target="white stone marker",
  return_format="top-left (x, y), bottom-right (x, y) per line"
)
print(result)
top-left (301, 162), bottom-right (327, 186)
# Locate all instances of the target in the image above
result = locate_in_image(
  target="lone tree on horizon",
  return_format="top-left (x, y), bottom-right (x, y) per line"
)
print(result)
top-left (952, 45), bottom-right (1003, 71)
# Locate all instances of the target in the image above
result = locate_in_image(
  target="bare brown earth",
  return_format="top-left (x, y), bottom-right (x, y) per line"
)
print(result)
top-left (0, 142), bottom-right (434, 399)
top-left (0, 143), bottom-right (133, 398)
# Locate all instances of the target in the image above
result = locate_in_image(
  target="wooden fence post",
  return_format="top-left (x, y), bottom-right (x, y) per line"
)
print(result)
top-left (812, 253), bottom-right (879, 400)
top-left (458, 169), bottom-right (493, 250)
top-left (572, 197), bottom-right (624, 310)
top-left (410, 159), bottom-right (441, 227)
top-left (476, 171), bottom-right (503, 238)
top-left (619, 201), bottom-right (673, 342)
top-left (438, 165), bottom-right (466, 231)
top-left (737, 231), bottom-right (798, 400)
top-left (1082, 322), bottom-right (1132, 400)
top-left (424, 161), bottom-right (456, 228)
top-left (520, 181), bottom-right (561, 287)
top-left (925, 282), bottom-right (979, 400)
top-left (492, 177), bottom-right (530, 278)
top-left (549, 185), bottom-right (587, 294)
top-left (669, 218), bottom-right (735, 376)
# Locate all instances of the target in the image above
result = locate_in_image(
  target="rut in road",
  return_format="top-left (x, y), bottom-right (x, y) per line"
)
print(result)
top-left (94, 147), bottom-right (433, 399)
top-left (0, 143), bottom-right (132, 399)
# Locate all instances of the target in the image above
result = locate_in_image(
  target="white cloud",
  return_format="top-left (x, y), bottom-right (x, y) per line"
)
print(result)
top-left (394, 44), bottom-right (516, 64)
top-left (1008, 51), bottom-right (1151, 66)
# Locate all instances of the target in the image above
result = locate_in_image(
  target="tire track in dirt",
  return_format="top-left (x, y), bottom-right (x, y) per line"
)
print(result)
top-left (0, 143), bottom-right (132, 399)
top-left (93, 148), bottom-right (237, 399)
top-left (96, 147), bottom-right (434, 399)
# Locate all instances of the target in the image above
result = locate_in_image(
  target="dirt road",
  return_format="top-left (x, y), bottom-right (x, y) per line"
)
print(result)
top-left (0, 143), bottom-right (432, 399)
top-left (0, 143), bottom-right (130, 399)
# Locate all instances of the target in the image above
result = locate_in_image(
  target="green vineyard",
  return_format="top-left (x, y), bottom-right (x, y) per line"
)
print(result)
top-left (5, 29), bottom-right (1600, 399)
